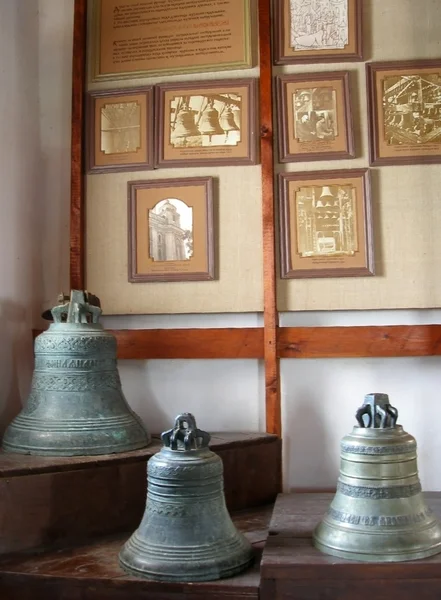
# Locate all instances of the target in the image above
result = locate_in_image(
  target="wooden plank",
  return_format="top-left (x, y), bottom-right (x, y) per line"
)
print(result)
top-left (278, 325), bottom-right (441, 358)
top-left (69, 0), bottom-right (87, 290)
top-left (114, 327), bottom-right (264, 359)
top-left (32, 325), bottom-right (441, 359)
top-left (259, 0), bottom-right (281, 437)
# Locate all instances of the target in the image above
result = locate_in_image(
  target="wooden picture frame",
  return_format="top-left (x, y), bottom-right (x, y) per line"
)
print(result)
top-left (155, 79), bottom-right (258, 168)
top-left (128, 177), bottom-right (215, 283)
top-left (279, 169), bottom-right (374, 279)
top-left (273, 0), bottom-right (363, 65)
top-left (88, 0), bottom-right (254, 83)
top-left (367, 59), bottom-right (441, 166)
top-left (86, 87), bottom-right (154, 173)
top-left (276, 71), bottom-right (355, 163)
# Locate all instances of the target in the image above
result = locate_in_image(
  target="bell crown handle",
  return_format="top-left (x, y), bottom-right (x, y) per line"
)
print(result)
top-left (161, 413), bottom-right (211, 450)
top-left (51, 290), bottom-right (102, 324)
top-left (355, 393), bottom-right (399, 429)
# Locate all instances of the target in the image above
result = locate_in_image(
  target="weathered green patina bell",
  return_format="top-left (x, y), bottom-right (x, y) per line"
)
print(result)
top-left (313, 393), bottom-right (441, 562)
top-left (119, 413), bottom-right (254, 582)
top-left (2, 290), bottom-right (150, 456)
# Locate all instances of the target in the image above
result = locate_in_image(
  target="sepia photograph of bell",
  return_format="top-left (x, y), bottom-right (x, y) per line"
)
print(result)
top-left (2, 290), bottom-right (150, 456)
top-left (219, 105), bottom-right (240, 141)
top-left (171, 103), bottom-right (200, 141)
top-left (313, 393), bottom-right (441, 562)
top-left (199, 99), bottom-right (225, 142)
top-left (119, 413), bottom-right (254, 582)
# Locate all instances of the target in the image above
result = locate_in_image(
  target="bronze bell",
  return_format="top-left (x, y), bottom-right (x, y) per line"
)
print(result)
top-left (119, 413), bottom-right (254, 582)
top-left (232, 105), bottom-right (241, 129)
top-left (219, 106), bottom-right (240, 142)
top-left (220, 106), bottom-right (240, 131)
top-left (171, 106), bottom-right (200, 139)
top-left (199, 102), bottom-right (224, 141)
top-left (313, 393), bottom-right (441, 562)
top-left (2, 290), bottom-right (150, 456)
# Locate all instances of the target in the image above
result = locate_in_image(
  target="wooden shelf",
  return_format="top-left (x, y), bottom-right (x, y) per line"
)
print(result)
top-left (0, 504), bottom-right (272, 600)
top-left (4, 493), bottom-right (441, 599)
top-left (260, 492), bottom-right (441, 600)
top-left (0, 433), bottom-right (281, 555)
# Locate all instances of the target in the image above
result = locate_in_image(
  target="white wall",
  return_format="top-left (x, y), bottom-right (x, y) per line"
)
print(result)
top-left (0, 0), bottom-right (42, 436)
top-left (2, 0), bottom-right (441, 492)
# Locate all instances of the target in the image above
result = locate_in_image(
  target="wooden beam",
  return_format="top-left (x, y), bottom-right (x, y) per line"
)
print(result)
top-left (113, 328), bottom-right (263, 360)
top-left (259, 0), bottom-right (281, 437)
top-left (33, 325), bottom-right (441, 360)
top-left (70, 0), bottom-right (87, 290)
top-left (278, 325), bottom-right (441, 358)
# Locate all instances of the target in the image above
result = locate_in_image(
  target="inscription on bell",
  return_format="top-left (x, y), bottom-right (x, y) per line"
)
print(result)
top-left (328, 507), bottom-right (433, 527)
top-left (46, 358), bottom-right (98, 369)
top-left (35, 356), bottom-right (116, 370)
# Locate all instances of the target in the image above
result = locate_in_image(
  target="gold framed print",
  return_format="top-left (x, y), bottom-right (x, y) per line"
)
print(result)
top-left (128, 177), bottom-right (215, 283)
top-left (87, 87), bottom-right (154, 173)
top-left (279, 169), bottom-right (374, 279)
top-left (155, 79), bottom-right (258, 168)
top-left (276, 71), bottom-right (355, 163)
top-left (89, 0), bottom-right (255, 82)
top-left (273, 0), bottom-right (363, 65)
top-left (367, 59), bottom-right (441, 166)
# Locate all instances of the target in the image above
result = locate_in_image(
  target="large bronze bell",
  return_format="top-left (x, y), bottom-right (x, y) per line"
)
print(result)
top-left (313, 393), bottom-right (441, 562)
top-left (2, 290), bottom-right (150, 456)
top-left (119, 413), bottom-right (254, 582)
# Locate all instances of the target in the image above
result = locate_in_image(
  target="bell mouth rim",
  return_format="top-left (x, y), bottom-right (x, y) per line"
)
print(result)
top-left (312, 537), bottom-right (441, 563)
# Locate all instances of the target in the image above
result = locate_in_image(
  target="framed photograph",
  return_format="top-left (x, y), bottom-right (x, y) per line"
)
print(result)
top-left (367, 59), bottom-right (441, 166)
top-left (87, 87), bottom-right (154, 173)
top-left (273, 0), bottom-right (363, 65)
top-left (276, 71), bottom-right (355, 163)
top-left (279, 169), bottom-right (374, 279)
top-left (89, 0), bottom-right (254, 82)
top-left (155, 79), bottom-right (258, 168)
top-left (128, 177), bottom-right (215, 283)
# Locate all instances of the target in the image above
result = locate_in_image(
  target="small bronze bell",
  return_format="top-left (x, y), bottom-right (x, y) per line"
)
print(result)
top-left (119, 413), bottom-right (254, 582)
top-left (2, 290), bottom-right (150, 456)
top-left (313, 393), bottom-right (441, 562)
